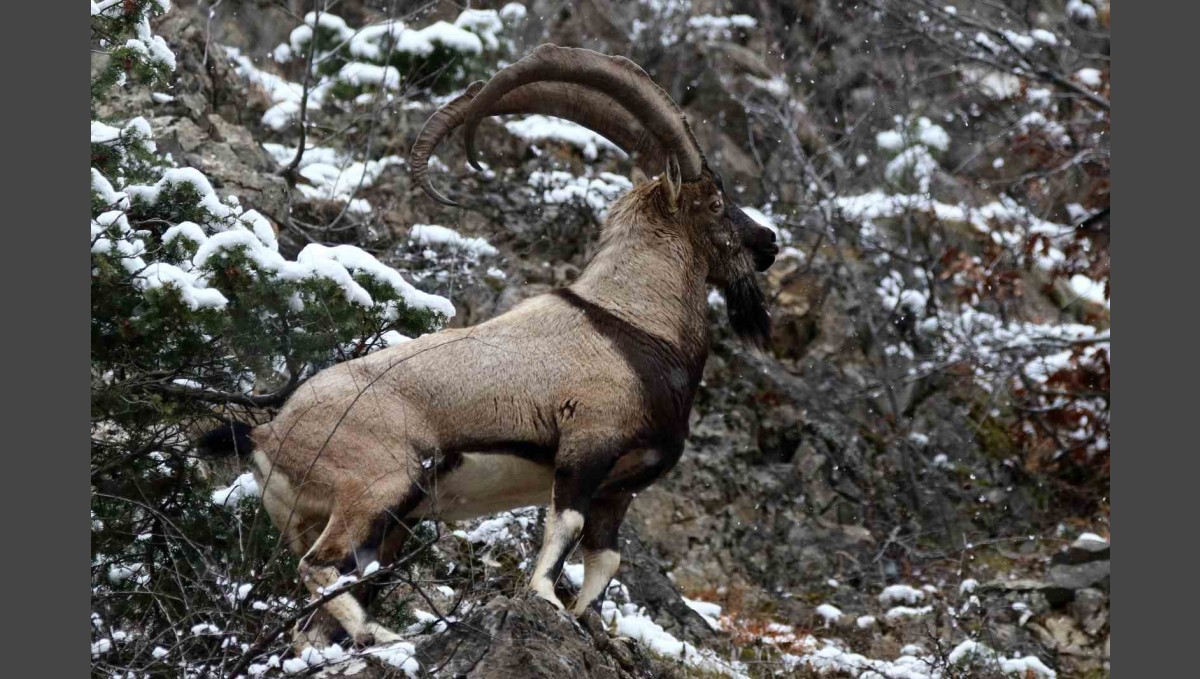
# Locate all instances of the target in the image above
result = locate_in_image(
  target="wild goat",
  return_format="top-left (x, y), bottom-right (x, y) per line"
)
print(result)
top-left (200, 44), bottom-right (779, 649)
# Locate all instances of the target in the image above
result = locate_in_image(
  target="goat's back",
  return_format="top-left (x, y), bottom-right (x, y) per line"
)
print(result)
top-left (251, 291), bottom-right (645, 482)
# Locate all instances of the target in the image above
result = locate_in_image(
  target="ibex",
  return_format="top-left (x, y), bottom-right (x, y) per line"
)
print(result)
top-left (200, 44), bottom-right (778, 649)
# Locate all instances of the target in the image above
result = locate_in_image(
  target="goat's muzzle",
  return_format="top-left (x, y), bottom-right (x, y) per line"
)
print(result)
top-left (747, 229), bottom-right (779, 272)
top-left (727, 205), bottom-right (779, 272)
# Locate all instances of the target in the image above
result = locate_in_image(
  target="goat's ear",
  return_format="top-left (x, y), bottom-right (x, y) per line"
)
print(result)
top-left (662, 155), bottom-right (682, 213)
top-left (631, 166), bottom-right (650, 186)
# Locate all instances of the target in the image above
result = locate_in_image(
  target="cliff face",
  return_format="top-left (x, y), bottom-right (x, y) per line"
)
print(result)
top-left (94, 1), bottom-right (1109, 676)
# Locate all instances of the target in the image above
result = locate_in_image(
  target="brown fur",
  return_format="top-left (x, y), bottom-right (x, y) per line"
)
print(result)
top-left (244, 174), bottom-right (777, 647)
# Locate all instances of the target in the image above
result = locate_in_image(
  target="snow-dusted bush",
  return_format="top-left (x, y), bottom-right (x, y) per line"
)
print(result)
top-left (274, 7), bottom-right (521, 104)
top-left (91, 0), bottom-right (176, 95)
top-left (874, 116), bottom-right (950, 194)
top-left (396, 223), bottom-right (503, 296)
top-left (90, 3), bottom-right (448, 674)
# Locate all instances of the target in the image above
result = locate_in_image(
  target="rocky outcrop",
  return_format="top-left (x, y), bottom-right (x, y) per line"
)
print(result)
top-left (615, 526), bottom-right (720, 644)
top-left (414, 596), bottom-right (674, 679)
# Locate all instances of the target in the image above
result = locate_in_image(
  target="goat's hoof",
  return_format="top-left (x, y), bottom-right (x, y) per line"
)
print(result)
top-left (531, 589), bottom-right (567, 612)
top-left (354, 622), bottom-right (402, 647)
top-left (291, 627), bottom-right (330, 655)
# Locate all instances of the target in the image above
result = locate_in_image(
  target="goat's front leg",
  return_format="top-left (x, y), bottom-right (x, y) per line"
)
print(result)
top-left (573, 492), bottom-right (632, 615)
top-left (529, 447), bottom-right (617, 610)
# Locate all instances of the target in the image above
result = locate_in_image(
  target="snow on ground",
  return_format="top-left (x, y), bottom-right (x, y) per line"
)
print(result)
top-left (879, 584), bottom-right (926, 605)
top-left (528, 169), bottom-right (633, 218)
top-left (261, 142), bottom-right (404, 209)
top-left (237, 502), bottom-right (1061, 679)
top-left (783, 639), bottom-right (934, 679)
top-left (452, 509), bottom-right (745, 676)
top-left (504, 115), bottom-right (624, 161)
top-left (1072, 531), bottom-right (1109, 548)
top-left (686, 14), bottom-right (757, 41)
top-left (408, 224), bottom-right (499, 258)
top-left (780, 635), bottom-right (1056, 678)
top-left (601, 599), bottom-right (748, 677)
top-left (815, 603), bottom-right (844, 626)
top-left (358, 641), bottom-right (421, 676)
top-left (948, 640), bottom-right (1057, 677)
top-left (884, 605), bottom-right (934, 621)
top-left (247, 640), bottom-right (420, 677)
top-left (452, 507), bottom-right (538, 551)
top-left (223, 45), bottom-right (317, 131)
top-left (683, 597), bottom-right (724, 630)
top-left (1069, 274), bottom-right (1108, 306)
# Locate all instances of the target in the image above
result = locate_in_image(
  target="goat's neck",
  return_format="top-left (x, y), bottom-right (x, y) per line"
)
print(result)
top-left (571, 216), bottom-right (710, 358)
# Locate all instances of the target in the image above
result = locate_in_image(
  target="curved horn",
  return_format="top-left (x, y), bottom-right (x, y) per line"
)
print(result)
top-left (410, 80), bottom-right (485, 207)
top-left (411, 81), bottom-right (675, 206)
top-left (462, 44), bottom-right (705, 180)
top-left (487, 82), bottom-right (670, 169)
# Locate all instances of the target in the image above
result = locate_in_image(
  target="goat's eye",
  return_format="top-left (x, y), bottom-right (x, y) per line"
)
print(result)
top-left (709, 198), bottom-right (723, 214)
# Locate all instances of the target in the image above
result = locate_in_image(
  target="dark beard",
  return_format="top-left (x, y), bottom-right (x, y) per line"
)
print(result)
top-left (724, 275), bottom-right (771, 350)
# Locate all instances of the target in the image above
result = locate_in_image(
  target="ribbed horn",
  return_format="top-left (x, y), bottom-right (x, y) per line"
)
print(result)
top-left (410, 45), bottom-right (709, 206)
top-left (410, 81), bottom-right (485, 207)
top-left (460, 44), bottom-right (704, 180)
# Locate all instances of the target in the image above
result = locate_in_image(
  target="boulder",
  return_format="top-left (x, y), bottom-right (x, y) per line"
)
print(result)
top-left (1051, 534), bottom-right (1110, 566)
top-left (615, 525), bottom-right (721, 644)
top-left (413, 595), bottom-right (674, 679)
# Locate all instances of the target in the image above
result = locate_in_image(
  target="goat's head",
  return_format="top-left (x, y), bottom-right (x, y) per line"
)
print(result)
top-left (410, 44), bottom-right (779, 347)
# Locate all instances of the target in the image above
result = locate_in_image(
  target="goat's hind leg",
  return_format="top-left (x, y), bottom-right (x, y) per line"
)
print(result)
top-left (298, 500), bottom-right (409, 646)
top-left (290, 525), bottom-right (348, 652)
top-left (258, 483), bottom-right (345, 651)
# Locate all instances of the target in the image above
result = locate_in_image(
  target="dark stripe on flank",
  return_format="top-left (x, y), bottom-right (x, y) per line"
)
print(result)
top-left (551, 288), bottom-right (705, 448)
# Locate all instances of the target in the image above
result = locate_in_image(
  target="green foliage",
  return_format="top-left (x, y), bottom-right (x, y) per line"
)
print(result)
top-left (90, 2), bottom-right (448, 671)
top-left (280, 9), bottom-right (514, 103)
top-left (91, 0), bottom-right (174, 103)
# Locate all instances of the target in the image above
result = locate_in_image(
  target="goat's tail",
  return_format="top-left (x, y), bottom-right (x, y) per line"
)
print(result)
top-left (195, 420), bottom-right (255, 459)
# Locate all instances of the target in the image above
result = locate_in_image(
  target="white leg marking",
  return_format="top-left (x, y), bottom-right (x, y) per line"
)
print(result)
top-left (572, 549), bottom-right (621, 615)
top-left (530, 508), bottom-right (585, 610)
top-left (300, 563), bottom-right (403, 646)
top-left (364, 622), bottom-right (402, 644)
top-left (301, 564), bottom-right (369, 637)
